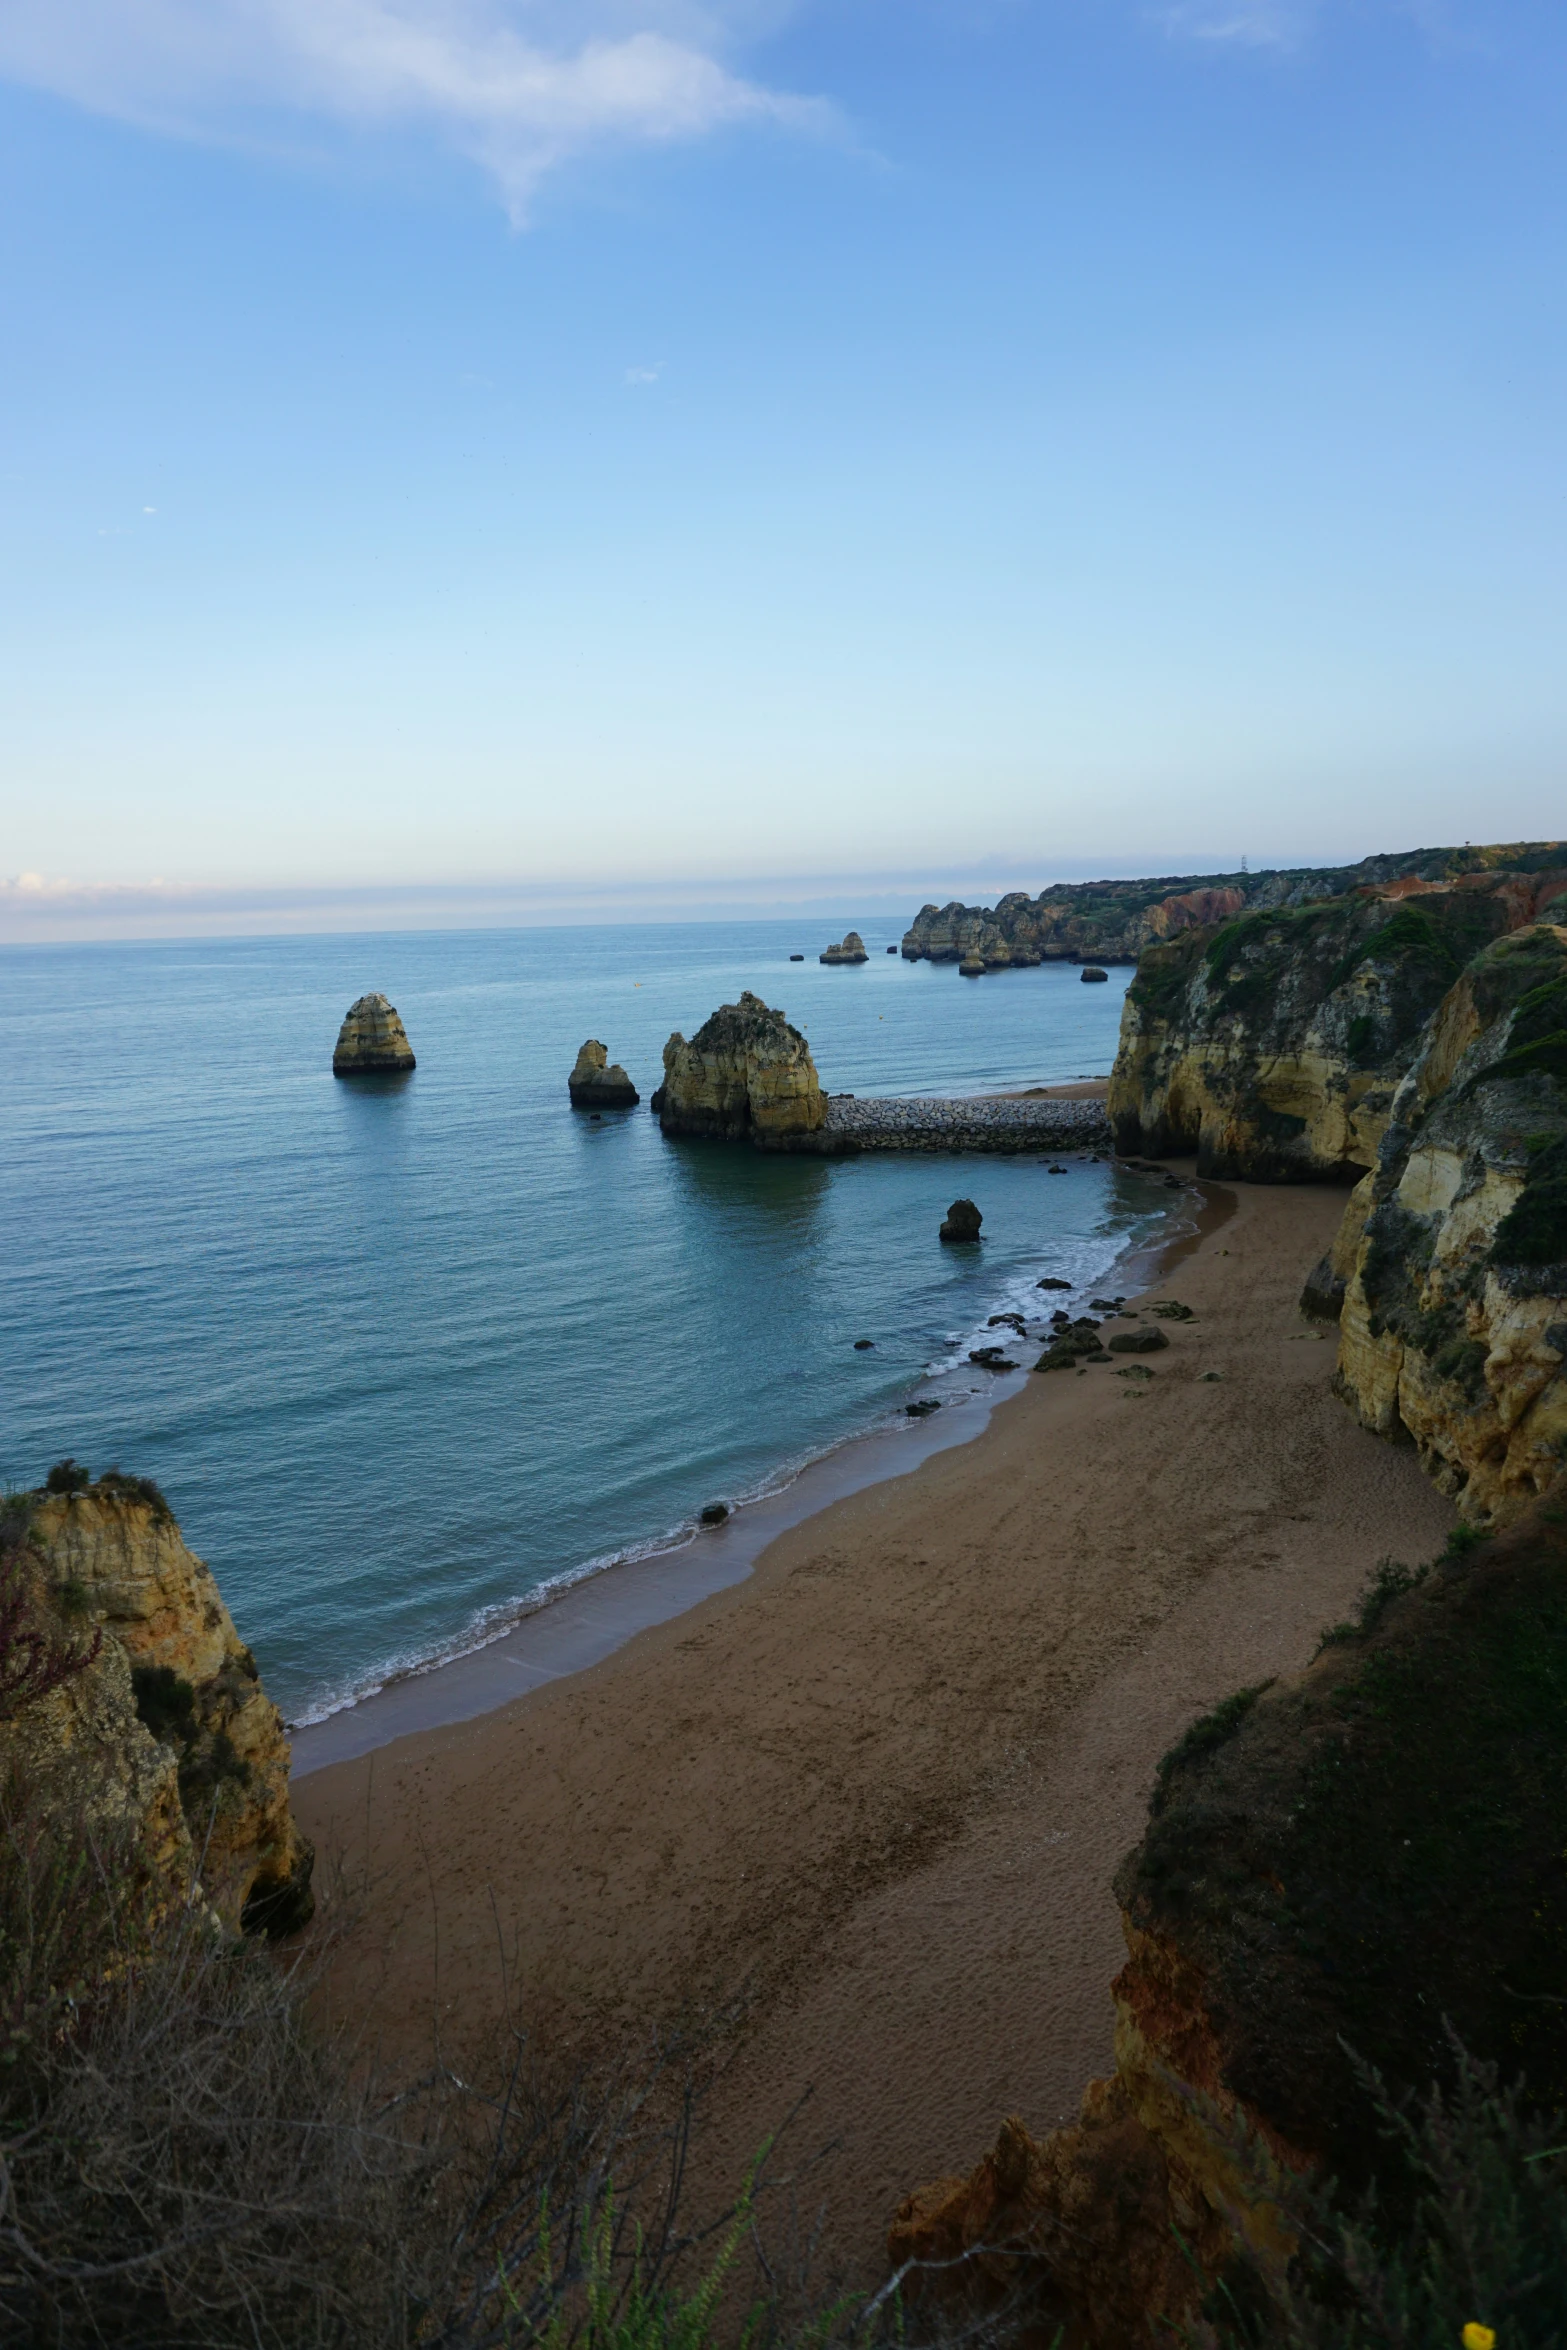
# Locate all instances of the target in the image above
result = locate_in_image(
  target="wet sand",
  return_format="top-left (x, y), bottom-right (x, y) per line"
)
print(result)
top-left (295, 1174), bottom-right (1453, 2282)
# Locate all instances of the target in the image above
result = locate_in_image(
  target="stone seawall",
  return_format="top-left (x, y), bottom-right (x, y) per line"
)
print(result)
top-left (821, 1095), bottom-right (1112, 1153)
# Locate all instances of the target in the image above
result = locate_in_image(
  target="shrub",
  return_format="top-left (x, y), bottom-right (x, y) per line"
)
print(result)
top-left (43, 1457), bottom-right (90, 1495)
top-left (0, 1504), bottom-right (101, 1725)
top-left (130, 1660), bottom-right (198, 1744)
top-left (1154, 1684), bottom-right (1273, 1805)
top-left (98, 1466), bottom-right (175, 1520)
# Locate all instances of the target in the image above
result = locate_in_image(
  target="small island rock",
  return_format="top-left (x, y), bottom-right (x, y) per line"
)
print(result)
top-left (333, 993), bottom-right (415, 1075)
top-left (940, 1198), bottom-right (983, 1243)
top-left (820, 931), bottom-right (870, 965)
top-left (958, 950), bottom-right (986, 977)
top-left (1080, 965), bottom-right (1109, 982)
top-left (652, 992), bottom-right (826, 1147)
top-left (568, 1040), bottom-right (639, 1109)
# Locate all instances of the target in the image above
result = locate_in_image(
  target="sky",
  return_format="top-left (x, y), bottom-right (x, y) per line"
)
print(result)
top-left (1, 0), bottom-right (1564, 940)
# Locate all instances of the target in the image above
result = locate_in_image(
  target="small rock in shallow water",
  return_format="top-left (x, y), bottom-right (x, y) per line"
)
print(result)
top-left (1036, 1276), bottom-right (1072, 1290)
top-left (1089, 1297), bottom-right (1119, 1310)
top-left (854, 1338), bottom-right (875, 1350)
top-left (904, 1398), bottom-right (942, 1417)
top-left (699, 1503), bottom-right (729, 1526)
top-left (940, 1198), bottom-right (983, 1243)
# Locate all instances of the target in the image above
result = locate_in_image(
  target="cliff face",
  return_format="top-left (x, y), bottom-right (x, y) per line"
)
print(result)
top-left (900, 842), bottom-right (1564, 970)
top-left (4, 1480), bottom-right (313, 1934)
top-left (1106, 883), bottom-right (1554, 1179)
top-left (651, 992), bottom-right (827, 1147)
top-left (891, 1490), bottom-right (1567, 2341)
top-left (1334, 923), bottom-right (1567, 1527)
top-left (333, 991), bottom-right (416, 1074)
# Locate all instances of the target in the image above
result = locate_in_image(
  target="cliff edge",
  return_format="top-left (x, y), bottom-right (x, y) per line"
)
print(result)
top-left (1, 1474), bottom-right (313, 1935)
top-left (891, 1489), bottom-right (1567, 2341)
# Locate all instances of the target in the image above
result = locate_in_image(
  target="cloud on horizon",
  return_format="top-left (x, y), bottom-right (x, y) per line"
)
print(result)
top-left (0, 0), bottom-right (834, 218)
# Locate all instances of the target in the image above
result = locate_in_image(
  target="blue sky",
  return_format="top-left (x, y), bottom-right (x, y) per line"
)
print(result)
top-left (2, 0), bottom-right (1564, 938)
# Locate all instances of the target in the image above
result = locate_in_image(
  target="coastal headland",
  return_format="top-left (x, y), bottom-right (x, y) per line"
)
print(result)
top-left (294, 1173), bottom-right (1453, 2282)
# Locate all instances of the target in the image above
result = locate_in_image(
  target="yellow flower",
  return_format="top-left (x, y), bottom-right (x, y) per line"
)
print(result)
top-left (1463, 2326), bottom-right (1496, 2350)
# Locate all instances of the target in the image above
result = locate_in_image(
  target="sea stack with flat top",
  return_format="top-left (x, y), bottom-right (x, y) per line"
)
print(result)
top-left (568, 1040), bottom-right (639, 1109)
top-left (332, 993), bottom-right (415, 1075)
top-left (820, 931), bottom-right (869, 965)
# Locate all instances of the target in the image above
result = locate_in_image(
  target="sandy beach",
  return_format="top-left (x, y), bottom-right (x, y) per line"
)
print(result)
top-left (295, 1172), bottom-right (1454, 2284)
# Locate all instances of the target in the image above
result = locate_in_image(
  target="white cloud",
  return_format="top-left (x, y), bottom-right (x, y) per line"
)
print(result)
top-left (625, 361), bottom-right (662, 383)
top-left (1156, 0), bottom-right (1317, 46)
top-left (0, 0), bottom-right (833, 219)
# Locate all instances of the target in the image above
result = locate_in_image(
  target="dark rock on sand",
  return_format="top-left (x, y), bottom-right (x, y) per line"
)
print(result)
top-left (1149, 1300), bottom-right (1195, 1322)
top-left (904, 1399), bottom-right (942, 1417)
top-left (1108, 1327), bottom-right (1170, 1354)
top-left (1036, 1276), bottom-right (1073, 1290)
top-left (333, 992), bottom-right (416, 1075)
top-left (940, 1199), bottom-right (983, 1243)
top-left (699, 1503), bottom-right (729, 1526)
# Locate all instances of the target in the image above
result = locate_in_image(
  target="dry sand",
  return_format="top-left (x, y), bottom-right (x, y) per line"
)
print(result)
top-left (296, 1175), bottom-right (1453, 2283)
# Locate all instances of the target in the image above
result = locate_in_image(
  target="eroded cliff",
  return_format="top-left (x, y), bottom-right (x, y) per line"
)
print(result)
top-left (2, 1474), bottom-right (313, 1934)
top-left (1333, 922), bottom-right (1567, 1526)
top-left (1106, 878), bottom-right (1567, 1178)
top-left (651, 991), bottom-right (827, 1147)
top-left (890, 1491), bottom-right (1567, 2341)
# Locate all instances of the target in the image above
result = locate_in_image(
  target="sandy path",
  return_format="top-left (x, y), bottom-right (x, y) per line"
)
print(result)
top-left (296, 1177), bottom-right (1452, 2281)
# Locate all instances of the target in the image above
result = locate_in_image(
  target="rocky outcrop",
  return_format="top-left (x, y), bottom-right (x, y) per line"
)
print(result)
top-left (2, 1476), bottom-right (313, 1934)
top-left (1106, 882), bottom-right (1557, 1178)
top-left (568, 1039), bottom-right (639, 1108)
top-left (900, 843), bottom-right (1565, 970)
top-left (651, 992), bottom-right (827, 1148)
top-left (890, 1491), bottom-right (1567, 2341)
top-left (820, 931), bottom-right (869, 965)
top-left (1332, 923), bottom-right (1567, 1525)
top-left (939, 1199), bottom-right (982, 1242)
top-left (1080, 965), bottom-right (1108, 982)
top-left (333, 992), bottom-right (416, 1074)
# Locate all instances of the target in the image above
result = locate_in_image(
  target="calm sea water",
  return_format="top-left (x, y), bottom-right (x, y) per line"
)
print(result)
top-left (2, 919), bottom-right (1158, 1723)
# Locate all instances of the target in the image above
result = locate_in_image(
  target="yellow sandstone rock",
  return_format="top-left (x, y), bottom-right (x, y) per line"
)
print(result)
top-left (651, 991), bottom-right (826, 1146)
top-left (333, 991), bottom-right (416, 1074)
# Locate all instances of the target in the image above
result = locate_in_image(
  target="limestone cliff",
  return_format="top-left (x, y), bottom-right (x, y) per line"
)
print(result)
top-left (568, 1039), bottom-right (639, 1108)
top-left (333, 991), bottom-right (416, 1074)
top-left (1106, 881), bottom-right (1563, 1179)
top-left (900, 842), bottom-right (1563, 970)
top-left (891, 1491), bottom-right (1567, 2341)
top-left (651, 992), bottom-right (827, 1148)
top-left (2, 1475), bottom-right (313, 1934)
top-left (1333, 922), bottom-right (1567, 1525)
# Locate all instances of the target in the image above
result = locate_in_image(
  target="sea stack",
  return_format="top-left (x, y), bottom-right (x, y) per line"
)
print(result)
top-left (958, 950), bottom-right (986, 978)
top-left (332, 993), bottom-right (415, 1075)
top-left (568, 1040), bottom-right (639, 1109)
top-left (940, 1198), bottom-right (983, 1243)
top-left (1080, 965), bottom-right (1109, 982)
top-left (652, 991), bottom-right (826, 1148)
top-left (820, 931), bottom-right (869, 965)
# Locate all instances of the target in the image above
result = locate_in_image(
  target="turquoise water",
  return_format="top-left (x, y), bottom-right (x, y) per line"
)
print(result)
top-left (2, 920), bottom-right (1158, 1723)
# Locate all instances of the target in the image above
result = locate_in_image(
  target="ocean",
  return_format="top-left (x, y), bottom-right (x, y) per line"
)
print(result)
top-left (2, 918), bottom-right (1163, 1726)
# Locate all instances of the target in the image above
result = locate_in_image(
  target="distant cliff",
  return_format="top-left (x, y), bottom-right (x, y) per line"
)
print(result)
top-left (1, 1474), bottom-right (313, 1935)
top-left (891, 1491), bottom-right (1567, 2342)
top-left (901, 842), bottom-right (1566, 970)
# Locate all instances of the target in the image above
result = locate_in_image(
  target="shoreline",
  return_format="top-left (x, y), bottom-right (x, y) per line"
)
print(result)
top-left (289, 1108), bottom-right (1183, 1775)
top-left (294, 1174), bottom-right (1456, 2283)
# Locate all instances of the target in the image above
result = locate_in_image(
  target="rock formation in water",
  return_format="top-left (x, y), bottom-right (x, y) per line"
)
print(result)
top-left (1107, 871), bottom-right (1567, 1178)
top-left (900, 843), bottom-right (1564, 971)
top-left (568, 1039), bottom-right (639, 1108)
top-left (1080, 965), bottom-right (1109, 982)
top-left (333, 991), bottom-right (416, 1074)
top-left (0, 1474), bottom-right (314, 1935)
top-left (819, 931), bottom-right (869, 965)
top-left (651, 992), bottom-right (827, 1148)
top-left (1331, 922), bottom-right (1567, 1525)
top-left (939, 1198), bottom-right (982, 1242)
top-left (890, 1489), bottom-right (1567, 2342)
